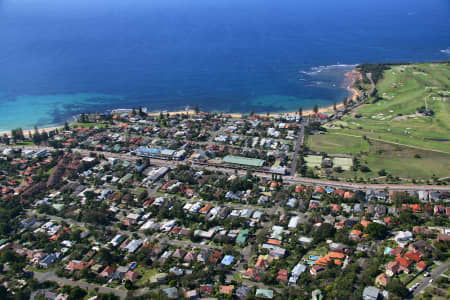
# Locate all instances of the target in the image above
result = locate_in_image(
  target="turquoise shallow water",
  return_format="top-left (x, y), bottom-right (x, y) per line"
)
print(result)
top-left (0, 94), bottom-right (124, 131)
top-left (0, 0), bottom-right (449, 130)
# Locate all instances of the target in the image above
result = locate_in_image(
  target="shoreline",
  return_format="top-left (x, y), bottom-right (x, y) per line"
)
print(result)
top-left (142, 69), bottom-right (359, 119)
top-left (0, 126), bottom-right (64, 138)
top-left (0, 70), bottom-right (360, 137)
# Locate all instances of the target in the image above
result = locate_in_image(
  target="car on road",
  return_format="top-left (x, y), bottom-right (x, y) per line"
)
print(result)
top-left (410, 282), bottom-right (421, 290)
top-left (429, 279), bottom-right (433, 283)
top-left (424, 272), bottom-right (430, 277)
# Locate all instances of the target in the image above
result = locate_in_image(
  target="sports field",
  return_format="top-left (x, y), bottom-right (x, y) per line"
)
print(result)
top-left (332, 157), bottom-right (353, 171)
top-left (304, 155), bottom-right (322, 168)
top-left (307, 62), bottom-right (450, 182)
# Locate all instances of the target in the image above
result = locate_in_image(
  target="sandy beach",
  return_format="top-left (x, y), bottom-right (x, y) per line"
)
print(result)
top-left (0, 126), bottom-right (63, 138)
top-left (147, 102), bottom-right (343, 119)
top-left (0, 70), bottom-right (360, 137)
top-left (0, 102), bottom-right (342, 137)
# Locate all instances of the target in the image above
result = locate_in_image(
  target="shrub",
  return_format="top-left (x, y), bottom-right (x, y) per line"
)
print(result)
top-left (360, 166), bottom-right (371, 172)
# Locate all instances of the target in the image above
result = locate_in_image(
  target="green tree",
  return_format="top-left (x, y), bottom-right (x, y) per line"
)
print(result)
top-left (68, 287), bottom-right (87, 300)
top-left (313, 104), bottom-right (319, 114)
top-left (313, 223), bottom-right (335, 243)
top-left (386, 279), bottom-right (408, 298)
top-left (366, 222), bottom-right (388, 240)
top-left (124, 279), bottom-right (134, 290)
top-left (33, 126), bottom-right (42, 145)
top-left (2, 134), bottom-right (9, 145)
top-left (97, 248), bottom-right (116, 265)
top-left (0, 286), bottom-right (9, 300)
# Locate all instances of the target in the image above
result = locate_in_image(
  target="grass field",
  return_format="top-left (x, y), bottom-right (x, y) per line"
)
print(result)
top-left (302, 246), bottom-right (328, 261)
top-left (306, 62), bottom-right (450, 182)
top-left (134, 266), bottom-right (158, 288)
top-left (338, 63), bottom-right (450, 153)
top-left (71, 122), bottom-right (109, 129)
top-left (304, 155), bottom-right (322, 168)
top-left (332, 157), bottom-right (353, 170)
top-left (12, 141), bottom-right (35, 146)
top-left (308, 134), bottom-right (370, 155)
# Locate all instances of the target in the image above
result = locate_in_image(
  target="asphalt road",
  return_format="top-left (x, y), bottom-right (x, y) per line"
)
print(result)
top-left (290, 124), bottom-right (304, 176)
top-left (34, 269), bottom-right (128, 299)
top-left (2, 145), bottom-right (450, 192)
top-left (412, 261), bottom-right (450, 296)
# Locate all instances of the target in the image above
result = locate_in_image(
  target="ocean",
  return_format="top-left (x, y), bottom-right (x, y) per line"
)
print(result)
top-left (0, 0), bottom-right (449, 131)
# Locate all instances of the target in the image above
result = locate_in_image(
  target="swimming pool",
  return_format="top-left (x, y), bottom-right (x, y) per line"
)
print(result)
top-left (309, 255), bottom-right (320, 260)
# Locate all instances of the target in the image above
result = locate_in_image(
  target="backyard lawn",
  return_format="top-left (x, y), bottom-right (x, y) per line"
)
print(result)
top-left (134, 266), bottom-right (158, 288)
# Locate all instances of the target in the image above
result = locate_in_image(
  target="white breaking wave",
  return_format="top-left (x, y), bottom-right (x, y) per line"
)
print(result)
top-left (440, 48), bottom-right (450, 55)
top-left (299, 64), bottom-right (358, 76)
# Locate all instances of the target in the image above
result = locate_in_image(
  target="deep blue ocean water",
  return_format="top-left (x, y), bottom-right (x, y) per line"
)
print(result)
top-left (0, 0), bottom-right (449, 130)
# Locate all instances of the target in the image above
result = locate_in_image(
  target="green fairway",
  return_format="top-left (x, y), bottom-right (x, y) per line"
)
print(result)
top-left (306, 62), bottom-right (450, 182)
top-left (337, 62), bottom-right (450, 153)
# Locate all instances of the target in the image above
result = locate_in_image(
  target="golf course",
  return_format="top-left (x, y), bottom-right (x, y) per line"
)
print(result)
top-left (306, 61), bottom-right (450, 183)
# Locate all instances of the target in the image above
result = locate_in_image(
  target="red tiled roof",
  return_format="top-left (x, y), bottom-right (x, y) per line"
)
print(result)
top-left (277, 269), bottom-right (288, 281)
top-left (395, 256), bottom-right (412, 267)
top-left (416, 261), bottom-right (427, 270)
top-left (344, 191), bottom-right (354, 199)
top-left (405, 251), bottom-right (421, 263)
top-left (361, 220), bottom-right (371, 228)
top-left (219, 285), bottom-right (234, 294)
top-left (314, 187), bottom-right (324, 193)
top-left (266, 239), bottom-right (281, 246)
top-left (295, 186), bottom-right (305, 193)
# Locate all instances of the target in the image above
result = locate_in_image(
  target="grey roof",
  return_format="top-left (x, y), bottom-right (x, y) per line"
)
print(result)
top-left (162, 287), bottom-right (178, 299)
top-left (363, 286), bottom-right (380, 300)
top-left (124, 239), bottom-right (143, 253)
top-left (255, 289), bottom-right (274, 299)
top-left (291, 263), bottom-right (307, 276)
top-left (40, 253), bottom-right (58, 266)
top-left (223, 155), bottom-right (264, 167)
top-left (236, 286), bottom-right (251, 298)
